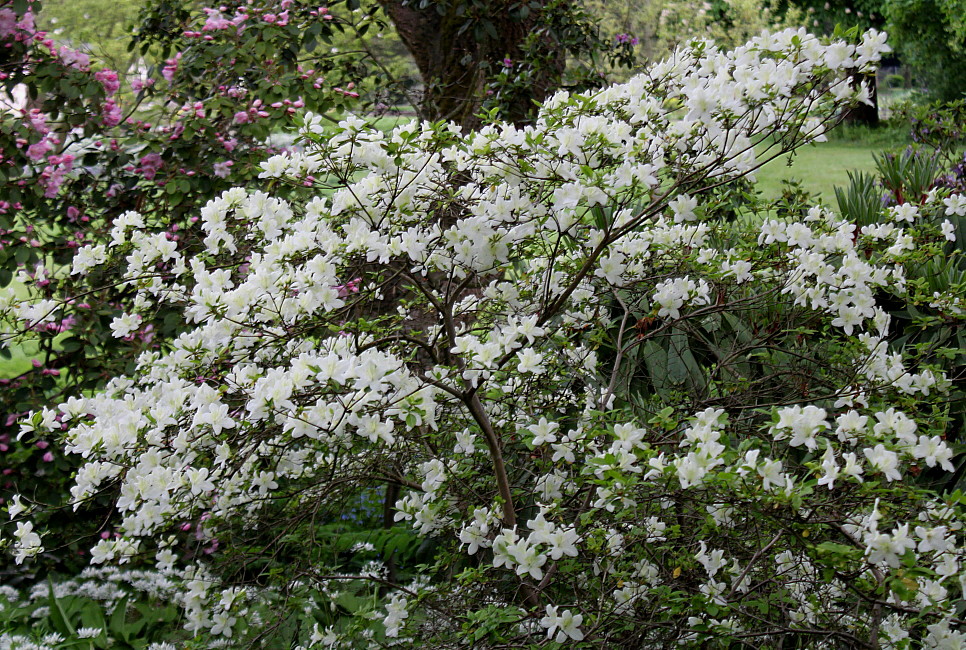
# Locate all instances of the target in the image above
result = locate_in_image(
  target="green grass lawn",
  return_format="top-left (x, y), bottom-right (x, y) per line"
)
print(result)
top-left (753, 120), bottom-right (916, 204)
top-left (755, 139), bottom-right (883, 204)
top-left (0, 279), bottom-right (42, 379)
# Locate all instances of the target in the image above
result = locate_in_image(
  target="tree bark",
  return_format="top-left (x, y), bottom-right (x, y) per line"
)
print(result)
top-left (377, 0), bottom-right (566, 129)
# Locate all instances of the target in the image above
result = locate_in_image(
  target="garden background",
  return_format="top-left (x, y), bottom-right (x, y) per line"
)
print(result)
top-left (2, 0), bottom-right (966, 647)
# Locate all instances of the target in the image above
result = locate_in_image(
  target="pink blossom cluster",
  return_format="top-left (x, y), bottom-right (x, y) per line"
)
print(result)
top-left (233, 97), bottom-right (303, 124)
top-left (101, 98), bottom-right (121, 127)
top-left (39, 154), bottom-right (74, 198)
top-left (58, 46), bottom-right (90, 71)
top-left (161, 53), bottom-right (181, 83)
top-left (94, 68), bottom-right (120, 96)
top-left (130, 77), bottom-right (155, 93)
top-left (136, 153), bottom-right (164, 180)
top-left (333, 83), bottom-right (359, 98)
top-left (0, 5), bottom-right (33, 41)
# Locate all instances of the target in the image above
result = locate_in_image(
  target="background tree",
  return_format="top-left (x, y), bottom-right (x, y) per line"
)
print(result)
top-left (584, 0), bottom-right (801, 72)
top-left (376, 0), bottom-right (631, 128)
top-left (884, 0), bottom-right (966, 101)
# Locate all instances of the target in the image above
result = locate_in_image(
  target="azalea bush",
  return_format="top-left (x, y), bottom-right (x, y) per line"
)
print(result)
top-left (6, 25), bottom-right (966, 648)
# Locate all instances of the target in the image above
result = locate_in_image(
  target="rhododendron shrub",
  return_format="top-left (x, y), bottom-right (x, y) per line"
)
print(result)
top-left (7, 28), bottom-right (966, 647)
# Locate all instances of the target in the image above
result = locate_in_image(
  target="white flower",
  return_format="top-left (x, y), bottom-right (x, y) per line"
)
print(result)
top-left (841, 452), bottom-right (864, 482)
top-left (669, 194), bottom-right (698, 222)
top-left (915, 525), bottom-right (952, 554)
top-left (210, 611), bottom-right (236, 637)
top-left (863, 445), bottom-right (902, 482)
top-left (7, 494), bottom-right (26, 520)
top-left (71, 244), bottom-right (108, 275)
top-left (540, 605), bottom-right (585, 643)
top-left (889, 203), bottom-right (918, 223)
top-left (546, 527), bottom-right (580, 560)
top-left (110, 312), bottom-right (142, 338)
top-left (912, 435), bottom-right (955, 472)
top-left (516, 348), bottom-right (546, 374)
top-left (940, 220), bottom-right (957, 241)
top-left (653, 276), bottom-right (711, 320)
top-left (823, 42), bottom-right (854, 69)
top-left (384, 595), bottom-right (409, 638)
top-left (258, 154), bottom-right (290, 178)
top-left (758, 459), bottom-right (784, 491)
top-left (943, 193), bottom-right (966, 216)
top-left (865, 524), bottom-right (915, 568)
top-left (13, 521), bottom-right (43, 564)
top-left (76, 628), bottom-right (103, 639)
top-left (527, 418), bottom-right (559, 446)
top-left (774, 405), bottom-right (828, 450)
top-left (695, 541), bottom-right (726, 577)
top-left (817, 447), bottom-right (840, 489)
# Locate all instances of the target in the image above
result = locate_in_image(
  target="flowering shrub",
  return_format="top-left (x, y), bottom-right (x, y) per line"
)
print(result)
top-left (0, 0), bottom-right (367, 575)
top-left (6, 26), bottom-right (965, 648)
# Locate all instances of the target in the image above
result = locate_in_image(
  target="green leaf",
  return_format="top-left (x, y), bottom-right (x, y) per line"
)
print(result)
top-left (482, 19), bottom-right (498, 39)
top-left (109, 597), bottom-right (130, 643)
top-left (47, 581), bottom-right (77, 638)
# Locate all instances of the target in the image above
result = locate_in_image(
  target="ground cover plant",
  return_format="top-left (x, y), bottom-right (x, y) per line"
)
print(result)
top-left (6, 15), bottom-right (966, 648)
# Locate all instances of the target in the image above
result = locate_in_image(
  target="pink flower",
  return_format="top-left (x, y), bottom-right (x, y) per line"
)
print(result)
top-left (334, 277), bottom-right (362, 298)
top-left (0, 9), bottom-right (18, 38)
top-left (25, 139), bottom-right (51, 162)
top-left (94, 69), bottom-right (120, 96)
top-left (130, 77), bottom-right (154, 92)
top-left (213, 160), bottom-right (233, 178)
top-left (42, 451), bottom-right (54, 462)
top-left (161, 53), bottom-right (181, 83)
top-left (202, 9), bottom-right (233, 31)
top-left (27, 110), bottom-right (49, 135)
top-left (59, 47), bottom-right (90, 70)
top-left (139, 324), bottom-right (155, 345)
top-left (101, 99), bottom-right (122, 127)
top-left (138, 153), bottom-right (163, 180)
top-left (233, 111), bottom-right (249, 124)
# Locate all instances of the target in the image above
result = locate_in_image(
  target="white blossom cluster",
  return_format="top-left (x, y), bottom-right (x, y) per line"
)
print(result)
top-left (7, 27), bottom-right (964, 647)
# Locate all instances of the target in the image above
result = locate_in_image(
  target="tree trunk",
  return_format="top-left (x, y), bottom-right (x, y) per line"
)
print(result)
top-left (377, 0), bottom-right (567, 129)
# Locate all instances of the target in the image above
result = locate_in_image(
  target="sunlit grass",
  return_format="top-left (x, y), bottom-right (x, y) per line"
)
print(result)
top-left (0, 278), bottom-right (37, 379)
top-left (754, 141), bottom-right (881, 203)
top-left (753, 117), bottom-right (918, 204)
